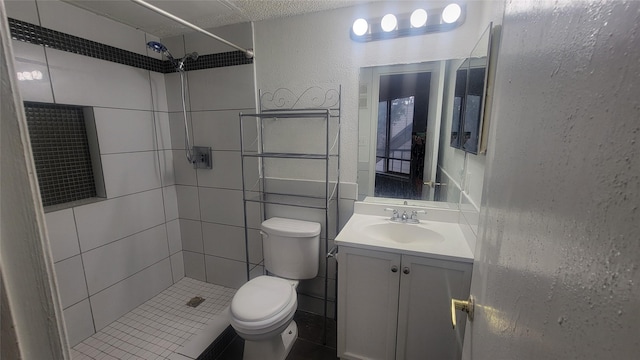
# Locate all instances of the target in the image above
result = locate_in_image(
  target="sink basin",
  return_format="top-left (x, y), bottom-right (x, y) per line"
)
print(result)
top-left (335, 210), bottom-right (473, 261)
top-left (360, 222), bottom-right (446, 244)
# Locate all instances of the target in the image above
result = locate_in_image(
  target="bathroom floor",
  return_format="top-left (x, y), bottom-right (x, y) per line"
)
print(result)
top-left (68, 277), bottom-right (337, 360)
top-left (70, 278), bottom-right (236, 359)
top-left (216, 310), bottom-right (338, 360)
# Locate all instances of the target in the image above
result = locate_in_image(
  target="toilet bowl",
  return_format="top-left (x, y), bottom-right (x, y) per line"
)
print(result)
top-left (230, 276), bottom-right (297, 341)
top-left (229, 217), bottom-right (321, 360)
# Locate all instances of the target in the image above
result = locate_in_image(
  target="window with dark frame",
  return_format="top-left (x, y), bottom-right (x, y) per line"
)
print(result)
top-left (375, 96), bottom-right (415, 176)
top-left (23, 102), bottom-right (99, 207)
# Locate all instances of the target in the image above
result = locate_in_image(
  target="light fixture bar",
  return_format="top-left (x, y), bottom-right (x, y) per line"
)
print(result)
top-left (350, 3), bottom-right (465, 42)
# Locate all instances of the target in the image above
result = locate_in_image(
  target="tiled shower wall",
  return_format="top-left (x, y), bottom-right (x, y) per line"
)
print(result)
top-left (7, 0), bottom-right (181, 346)
top-left (160, 24), bottom-right (264, 290)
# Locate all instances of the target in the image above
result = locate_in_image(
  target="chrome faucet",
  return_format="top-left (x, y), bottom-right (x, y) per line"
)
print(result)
top-left (408, 210), bottom-right (426, 224)
top-left (384, 208), bottom-right (400, 221)
top-left (384, 208), bottom-right (426, 224)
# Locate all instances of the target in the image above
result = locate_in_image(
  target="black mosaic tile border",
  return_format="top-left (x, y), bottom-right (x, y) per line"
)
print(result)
top-left (8, 18), bottom-right (252, 73)
top-left (196, 325), bottom-right (237, 360)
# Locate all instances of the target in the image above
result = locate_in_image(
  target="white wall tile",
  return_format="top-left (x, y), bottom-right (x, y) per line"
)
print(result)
top-left (101, 151), bottom-right (162, 198)
top-left (82, 225), bottom-right (169, 295)
top-left (171, 252), bottom-right (185, 282)
top-left (166, 219), bottom-right (182, 255)
top-left (196, 151), bottom-right (243, 189)
top-left (202, 222), bottom-right (245, 261)
top-left (191, 110), bottom-right (255, 151)
top-left (175, 186), bottom-right (200, 220)
top-left (188, 65), bottom-right (255, 111)
top-left (149, 71), bottom-right (169, 112)
top-left (204, 256), bottom-right (247, 289)
top-left (165, 72), bottom-right (191, 113)
top-left (183, 251), bottom-right (206, 281)
top-left (37, 0), bottom-right (147, 55)
top-left (90, 259), bottom-right (172, 331)
top-left (168, 111), bottom-right (193, 151)
top-left (199, 188), bottom-right (262, 227)
top-left (154, 111), bottom-right (171, 150)
top-left (249, 264), bottom-right (265, 280)
top-left (173, 150), bottom-right (197, 185)
top-left (75, 189), bottom-right (165, 252)
top-left (11, 41), bottom-right (54, 102)
top-left (5, 0), bottom-right (39, 24)
top-left (63, 299), bottom-right (95, 347)
top-left (159, 150), bottom-right (176, 186)
top-left (54, 255), bottom-right (88, 309)
top-left (247, 228), bottom-right (263, 265)
top-left (180, 219), bottom-right (203, 253)
top-left (163, 185), bottom-right (179, 221)
top-left (45, 208), bottom-right (80, 262)
top-left (93, 108), bottom-right (156, 154)
top-left (46, 49), bottom-right (153, 110)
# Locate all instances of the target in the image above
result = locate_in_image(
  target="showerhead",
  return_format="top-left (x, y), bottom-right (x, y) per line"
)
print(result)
top-left (177, 52), bottom-right (199, 70)
top-left (147, 41), bottom-right (177, 65)
top-left (147, 41), bottom-right (198, 71)
top-left (146, 41), bottom-right (167, 54)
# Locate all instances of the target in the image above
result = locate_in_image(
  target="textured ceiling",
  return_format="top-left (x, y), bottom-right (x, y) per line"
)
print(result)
top-left (63, 0), bottom-right (374, 38)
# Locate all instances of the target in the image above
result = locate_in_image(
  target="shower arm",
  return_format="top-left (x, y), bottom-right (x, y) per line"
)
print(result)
top-left (129, 0), bottom-right (254, 59)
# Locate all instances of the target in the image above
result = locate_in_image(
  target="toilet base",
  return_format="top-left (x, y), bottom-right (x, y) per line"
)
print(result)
top-left (242, 321), bottom-right (298, 360)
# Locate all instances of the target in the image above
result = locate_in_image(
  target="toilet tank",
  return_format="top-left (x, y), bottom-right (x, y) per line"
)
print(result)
top-left (261, 217), bottom-right (321, 280)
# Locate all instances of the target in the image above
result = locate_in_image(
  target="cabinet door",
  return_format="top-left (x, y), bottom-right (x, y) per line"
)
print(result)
top-left (337, 247), bottom-right (401, 360)
top-left (396, 256), bottom-right (472, 360)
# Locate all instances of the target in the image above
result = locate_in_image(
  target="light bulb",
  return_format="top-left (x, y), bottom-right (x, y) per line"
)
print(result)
top-left (381, 14), bottom-right (397, 32)
top-left (410, 9), bottom-right (428, 28)
top-left (442, 3), bottom-right (462, 24)
top-left (352, 18), bottom-right (368, 36)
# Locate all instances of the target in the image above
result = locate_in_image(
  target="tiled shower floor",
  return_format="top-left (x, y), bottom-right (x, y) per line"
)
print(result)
top-left (71, 278), bottom-right (236, 360)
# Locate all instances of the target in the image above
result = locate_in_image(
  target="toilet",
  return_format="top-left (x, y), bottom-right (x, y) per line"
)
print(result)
top-left (230, 217), bottom-right (321, 360)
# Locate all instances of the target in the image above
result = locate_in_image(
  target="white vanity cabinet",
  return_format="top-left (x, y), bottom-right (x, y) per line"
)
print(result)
top-left (337, 246), bottom-right (472, 360)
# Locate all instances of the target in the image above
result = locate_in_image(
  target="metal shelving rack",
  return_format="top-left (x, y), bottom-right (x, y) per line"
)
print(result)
top-left (239, 87), bottom-right (341, 344)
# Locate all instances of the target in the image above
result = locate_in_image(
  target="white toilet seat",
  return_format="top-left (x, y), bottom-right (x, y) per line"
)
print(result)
top-left (230, 276), bottom-right (298, 341)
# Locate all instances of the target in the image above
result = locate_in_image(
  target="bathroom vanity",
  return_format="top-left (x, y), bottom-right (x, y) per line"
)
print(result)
top-left (335, 203), bottom-right (474, 360)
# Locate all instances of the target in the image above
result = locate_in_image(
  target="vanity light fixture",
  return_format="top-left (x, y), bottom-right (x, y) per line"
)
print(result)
top-left (410, 9), bottom-right (428, 28)
top-left (352, 18), bottom-right (369, 36)
top-left (442, 3), bottom-right (462, 23)
top-left (350, 3), bottom-right (465, 42)
top-left (381, 14), bottom-right (398, 32)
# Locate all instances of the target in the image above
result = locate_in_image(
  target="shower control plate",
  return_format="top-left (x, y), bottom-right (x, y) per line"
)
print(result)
top-left (192, 146), bottom-right (213, 169)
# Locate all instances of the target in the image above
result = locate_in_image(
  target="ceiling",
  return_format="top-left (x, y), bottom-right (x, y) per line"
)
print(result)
top-left (63, 0), bottom-right (374, 38)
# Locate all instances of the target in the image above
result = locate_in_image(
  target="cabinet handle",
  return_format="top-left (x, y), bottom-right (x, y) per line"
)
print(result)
top-left (391, 266), bottom-right (398, 273)
top-left (403, 267), bottom-right (410, 274)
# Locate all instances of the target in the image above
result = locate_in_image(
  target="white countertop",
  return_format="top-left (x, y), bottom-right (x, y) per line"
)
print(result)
top-left (335, 213), bottom-right (474, 263)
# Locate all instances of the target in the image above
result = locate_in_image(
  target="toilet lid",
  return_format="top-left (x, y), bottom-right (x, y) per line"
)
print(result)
top-left (231, 276), bottom-right (295, 322)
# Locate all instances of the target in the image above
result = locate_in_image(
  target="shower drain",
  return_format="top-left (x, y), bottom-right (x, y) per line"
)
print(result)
top-left (186, 296), bottom-right (205, 308)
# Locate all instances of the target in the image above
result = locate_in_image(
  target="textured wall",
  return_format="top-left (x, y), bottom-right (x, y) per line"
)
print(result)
top-left (465, 0), bottom-right (640, 358)
top-left (253, 1), bottom-right (495, 184)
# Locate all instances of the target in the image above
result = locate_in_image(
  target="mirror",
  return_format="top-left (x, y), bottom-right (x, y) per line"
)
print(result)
top-left (450, 24), bottom-right (492, 154)
top-left (357, 24), bottom-right (494, 207)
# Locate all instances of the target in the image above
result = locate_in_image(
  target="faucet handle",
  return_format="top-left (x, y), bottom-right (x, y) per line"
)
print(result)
top-left (410, 210), bottom-right (426, 219)
top-left (384, 208), bottom-right (399, 218)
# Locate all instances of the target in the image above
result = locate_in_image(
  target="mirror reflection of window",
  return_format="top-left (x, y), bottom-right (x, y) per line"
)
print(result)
top-left (374, 72), bottom-right (430, 199)
top-left (376, 96), bottom-right (415, 174)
